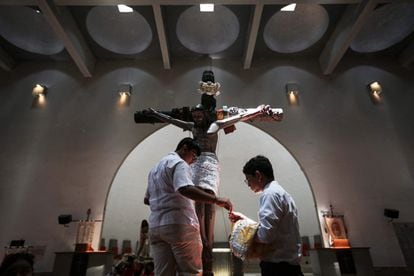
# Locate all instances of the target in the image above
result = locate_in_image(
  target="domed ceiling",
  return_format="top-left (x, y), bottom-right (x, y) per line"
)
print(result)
top-left (263, 4), bottom-right (329, 53)
top-left (0, 1), bottom-right (412, 76)
top-left (351, 3), bottom-right (414, 53)
top-left (0, 6), bottom-right (64, 55)
top-left (86, 6), bottom-right (153, 55)
top-left (176, 5), bottom-right (239, 54)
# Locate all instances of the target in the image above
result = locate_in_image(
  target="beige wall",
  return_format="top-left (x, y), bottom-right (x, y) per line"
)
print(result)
top-left (0, 58), bottom-right (413, 272)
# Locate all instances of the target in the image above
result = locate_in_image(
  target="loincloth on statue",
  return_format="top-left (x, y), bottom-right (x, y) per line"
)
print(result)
top-left (191, 152), bottom-right (219, 195)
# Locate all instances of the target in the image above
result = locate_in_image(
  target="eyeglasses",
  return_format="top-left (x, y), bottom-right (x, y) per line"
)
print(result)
top-left (190, 150), bottom-right (198, 160)
top-left (244, 175), bottom-right (254, 185)
top-left (244, 172), bottom-right (261, 185)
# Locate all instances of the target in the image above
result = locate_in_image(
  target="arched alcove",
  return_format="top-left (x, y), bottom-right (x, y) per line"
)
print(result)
top-left (101, 123), bottom-right (320, 252)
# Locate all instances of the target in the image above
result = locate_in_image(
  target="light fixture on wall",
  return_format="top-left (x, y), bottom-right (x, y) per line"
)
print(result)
top-left (118, 84), bottom-right (132, 106)
top-left (368, 81), bottom-right (382, 104)
top-left (32, 84), bottom-right (47, 107)
top-left (200, 3), bottom-right (214, 12)
top-left (32, 84), bottom-right (46, 97)
top-left (384, 208), bottom-right (399, 222)
top-left (286, 83), bottom-right (299, 105)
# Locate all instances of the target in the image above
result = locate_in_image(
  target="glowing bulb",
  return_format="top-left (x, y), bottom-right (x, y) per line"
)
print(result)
top-left (369, 81), bottom-right (382, 94)
top-left (288, 92), bottom-right (298, 105)
top-left (281, 3), bottom-right (296, 12)
top-left (200, 4), bottom-right (214, 12)
top-left (117, 5), bottom-right (133, 13)
top-left (38, 94), bottom-right (46, 104)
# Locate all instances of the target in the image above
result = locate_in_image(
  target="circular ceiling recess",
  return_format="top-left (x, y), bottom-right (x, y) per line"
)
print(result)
top-left (86, 6), bottom-right (152, 55)
top-left (176, 5), bottom-right (239, 54)
top-left (263, 4), bottom-right (329, 53)
top-left (0, 6), bottom-right (64, 55)
top-left (351, 3), bottom-right (414, 53)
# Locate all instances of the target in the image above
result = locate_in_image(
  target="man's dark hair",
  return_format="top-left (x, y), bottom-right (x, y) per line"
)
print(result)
top-left (175, 137), bottom-right (201, 156)
top-left (243, 155), bottom-right (275, 180)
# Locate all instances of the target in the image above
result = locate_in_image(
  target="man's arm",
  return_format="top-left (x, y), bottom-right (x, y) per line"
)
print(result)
top-left (229, 211), bottom-right (249, 222)
top-left (144, 108), bottom-right (193, 131)
top-left (178, 185), bottom-right (232, 211)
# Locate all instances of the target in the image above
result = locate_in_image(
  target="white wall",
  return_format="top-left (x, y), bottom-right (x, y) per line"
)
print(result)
top-left (0, 58), bottom-right (413, 272)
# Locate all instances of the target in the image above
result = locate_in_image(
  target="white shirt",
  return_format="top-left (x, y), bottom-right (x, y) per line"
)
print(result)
top-left (257, 180), bottom-right (302, 265)
top-left (146, 152), bottom-right (199, 229)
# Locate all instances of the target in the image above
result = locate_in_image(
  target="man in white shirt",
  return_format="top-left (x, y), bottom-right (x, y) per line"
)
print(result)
top-left (230, 155), bottom-right (303, 276)
top-left (144, 137), bottom-right (232, 276)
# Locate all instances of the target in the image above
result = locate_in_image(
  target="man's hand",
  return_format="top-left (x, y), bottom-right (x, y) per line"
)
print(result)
top-left (216, 197), bottom-right (233, 212)
top-left (228, 211), bottom-right (247, 223)
top-left (180, 186), bottom-right (233, 210)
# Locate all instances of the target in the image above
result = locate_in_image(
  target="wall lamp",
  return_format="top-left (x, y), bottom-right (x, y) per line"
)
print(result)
top-left (118, 84), bottom-right (132, 106)
top-left (32, 84), bottom-right (47, 107)
top-left (118, 84), bottom-right (131, 97)
top-left (368, 81), bottom-right (382, 104)
top-left (286, 83), bottom-right (299, 105)
top-left (384, 208), bottom-right (399, 222)
top-left (32, 84), bottom-right (47, 97)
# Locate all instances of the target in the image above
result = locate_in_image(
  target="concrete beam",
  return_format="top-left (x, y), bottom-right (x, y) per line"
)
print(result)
top-left (153, 4), bottom-right (171, 69)
top-left (319, 0), bottom-right (377, 75)
top-left (399, 39), bottom-right (414, 68)
top-left (243, 4), bottom-right (263, 69)
top-left (37, 0), bottom-right (95, 77)
top-left (0, 46), bottom-right (15, 71)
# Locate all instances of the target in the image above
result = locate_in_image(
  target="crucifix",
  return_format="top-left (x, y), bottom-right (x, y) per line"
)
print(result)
top-left (134, 70), bottom-right (283, 133)
top-left (134, 70), bottom-right (283, 275)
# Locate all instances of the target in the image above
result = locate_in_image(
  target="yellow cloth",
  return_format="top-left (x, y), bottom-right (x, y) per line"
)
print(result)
top-left (229, 218), bottom-right (259, 260)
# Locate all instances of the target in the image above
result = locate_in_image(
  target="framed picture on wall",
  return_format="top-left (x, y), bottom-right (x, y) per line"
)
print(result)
top-left (324, 216), bottom-right (349, 247)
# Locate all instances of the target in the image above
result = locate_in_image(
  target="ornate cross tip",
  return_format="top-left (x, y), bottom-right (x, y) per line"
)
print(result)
top-left (198, 81), bottom-right (221, 96)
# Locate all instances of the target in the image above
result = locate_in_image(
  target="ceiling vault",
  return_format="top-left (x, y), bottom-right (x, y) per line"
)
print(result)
top-left (0, 0), bottom-right (412, 76)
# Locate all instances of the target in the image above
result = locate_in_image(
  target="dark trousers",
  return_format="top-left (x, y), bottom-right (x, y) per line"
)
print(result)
top-left (260, 261), bottom-right (304, 276)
